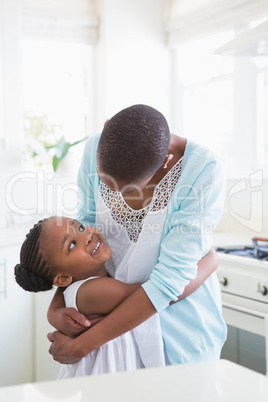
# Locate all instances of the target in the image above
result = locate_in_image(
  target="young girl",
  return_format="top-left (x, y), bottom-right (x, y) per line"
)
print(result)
top-left (14, 215), bottom-right (166, 377)
top-left (15, 215), bottom-right (217, 377)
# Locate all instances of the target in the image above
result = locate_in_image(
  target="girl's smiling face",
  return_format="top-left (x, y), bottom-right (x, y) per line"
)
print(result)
top-left (41, 217), bottom-right (111, 283)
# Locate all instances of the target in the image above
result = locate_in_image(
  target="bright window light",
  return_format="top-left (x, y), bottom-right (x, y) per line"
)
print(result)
top-left (175, 31), bottom-right (235, 168)
top-left (21, 40), bottom-right (93, 170)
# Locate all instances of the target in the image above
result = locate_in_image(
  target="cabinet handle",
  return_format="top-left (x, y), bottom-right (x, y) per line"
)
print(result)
top-left (257, 282), bottom-right (268, 296)
top-left (219, 275), bottom-right (228, 286)
top-left (0, 259), bottom-right (7, 298)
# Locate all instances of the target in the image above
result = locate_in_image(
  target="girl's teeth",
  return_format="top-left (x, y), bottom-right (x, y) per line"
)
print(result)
top-left (91, 241), bottom-right (101, 256)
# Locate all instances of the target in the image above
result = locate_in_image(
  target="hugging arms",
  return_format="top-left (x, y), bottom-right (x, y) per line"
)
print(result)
top-left (47, 248), bottom-right (219, 363)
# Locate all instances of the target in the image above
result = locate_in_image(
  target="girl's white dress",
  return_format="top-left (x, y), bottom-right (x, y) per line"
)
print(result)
top-left (58, 277), bottom-right (144, 378)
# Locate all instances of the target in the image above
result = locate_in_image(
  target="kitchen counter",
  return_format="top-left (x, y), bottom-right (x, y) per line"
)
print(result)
top-left (1, 360), bottom-right (268, 402)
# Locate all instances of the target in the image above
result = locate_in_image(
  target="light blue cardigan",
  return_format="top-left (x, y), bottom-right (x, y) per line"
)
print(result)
top-left (77, 135), bottom-right (227, 364)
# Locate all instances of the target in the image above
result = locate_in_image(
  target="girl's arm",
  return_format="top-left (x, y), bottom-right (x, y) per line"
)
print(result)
top-left (47, 248), bottom-right (218, 362)
top-left (76, 279), bottom-right (141, 316)
top-left (46, 280), bottom-right (140, 336)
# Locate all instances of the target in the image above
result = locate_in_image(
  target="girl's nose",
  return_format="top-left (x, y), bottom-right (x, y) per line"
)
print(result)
top-left (86, 232), bottom-right (93, 245)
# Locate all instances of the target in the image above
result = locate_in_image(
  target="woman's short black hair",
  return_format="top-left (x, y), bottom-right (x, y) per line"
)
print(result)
top-left (97, 104), bottom-right (170, 183)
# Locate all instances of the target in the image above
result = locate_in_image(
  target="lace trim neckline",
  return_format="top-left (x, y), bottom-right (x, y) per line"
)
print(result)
top-left (99, 156), bottom-right (184, 242)
top-left (110, 155), bottom-right (183, 213)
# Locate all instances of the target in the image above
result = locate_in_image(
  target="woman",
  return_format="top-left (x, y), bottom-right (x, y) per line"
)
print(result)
top-left (47, 104), bottom-right (227, 365)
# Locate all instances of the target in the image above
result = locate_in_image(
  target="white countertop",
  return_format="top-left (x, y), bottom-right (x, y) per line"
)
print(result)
top-left (1, 360), bottom-right (268, 402)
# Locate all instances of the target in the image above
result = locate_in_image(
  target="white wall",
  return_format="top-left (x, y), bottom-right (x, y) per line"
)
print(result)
top-left (92, 0), bottom-right (171, 130)
top-left (1, 0), bottom-right (267, 236)
top-left (0, 0), bottom-right (23, 227)
top-left (218, 176), bottom-right (268, 237)
top-left (1, 0), bottom-right (171, 227)
top-left (0, 0), bottom-right (22, 156)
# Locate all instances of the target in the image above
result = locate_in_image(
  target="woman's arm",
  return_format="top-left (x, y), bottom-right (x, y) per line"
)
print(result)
top-left (76, 136), bottom-right (99, 227)
top-left (47, 248), bottom-right (217, 337)
top-left (176, 248), bottom-right (218, 302)
top-left (47, 249), bottom-right (218, 363)
top-left (79, 248), bottom-right (217, 315)
top-left (48, 286), bottom-right (155, 363)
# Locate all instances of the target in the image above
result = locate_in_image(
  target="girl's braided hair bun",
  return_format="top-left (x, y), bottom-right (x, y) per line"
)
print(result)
top-left (14, 219), bottom-right (54, 292)
top-left (14, 263), bottom-right (52, 292)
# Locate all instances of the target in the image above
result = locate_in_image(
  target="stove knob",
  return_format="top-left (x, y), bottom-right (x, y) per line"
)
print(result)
top-left (257, 283), bottom-right (267, 296)
top-left (219, 276), bottom-right (228, 286)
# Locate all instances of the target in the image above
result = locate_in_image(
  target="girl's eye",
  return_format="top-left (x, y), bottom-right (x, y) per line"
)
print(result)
top-left (68, 241), bottom-right (76, 251)
top-left (78, 224), bottom-right (85, 232)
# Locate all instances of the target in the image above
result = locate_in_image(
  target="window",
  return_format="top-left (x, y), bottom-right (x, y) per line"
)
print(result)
top-left (173, 28), bottom-right (268, 177)
top-left (19, 0), bottom-right (98, 174)
top-left (174, 31), bottom-right (235, 172)
top-left (21, 39), bottom-right (94, 172)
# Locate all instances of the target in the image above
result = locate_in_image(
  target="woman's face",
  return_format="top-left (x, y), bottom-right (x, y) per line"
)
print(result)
top-left (97, 169), bottom-right (153, 194)
top-left (41, 217), bottom-right (111, 281)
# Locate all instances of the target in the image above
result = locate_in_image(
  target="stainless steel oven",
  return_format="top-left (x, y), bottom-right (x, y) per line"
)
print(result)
top-left (216, 237), bottom-right (268, 374)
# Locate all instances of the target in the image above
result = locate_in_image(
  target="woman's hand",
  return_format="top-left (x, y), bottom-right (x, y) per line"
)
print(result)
top-left (47, 331), bottom-right (83, 364)
top-left (50, 307), bottom-right (91, 338)
top-left (47, 288), bottom-right (92, 337)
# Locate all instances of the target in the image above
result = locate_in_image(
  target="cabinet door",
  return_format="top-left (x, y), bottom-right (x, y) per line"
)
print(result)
top-left (0, 245), bottom-right (34, 386)
top-left (34, 289), bottom-right (61, 382)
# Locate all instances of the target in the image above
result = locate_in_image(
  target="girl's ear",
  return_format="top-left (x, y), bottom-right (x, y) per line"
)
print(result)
top-left (53, 274), bottom-right (73, 288)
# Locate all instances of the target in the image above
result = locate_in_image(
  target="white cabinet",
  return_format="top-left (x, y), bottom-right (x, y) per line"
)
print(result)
top-left (0, 242), bottom-right (63, 386)
top-left (0, 244), bottom-right (34, 386)
top-left (34, 290), bottom-right (61, 382)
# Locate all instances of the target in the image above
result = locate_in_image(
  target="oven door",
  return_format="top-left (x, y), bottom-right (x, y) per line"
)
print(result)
top-left (221, 293), bottom-right (268, 375)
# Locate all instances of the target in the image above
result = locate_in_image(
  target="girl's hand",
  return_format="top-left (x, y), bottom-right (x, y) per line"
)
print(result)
top-left (51, 307), bottom-right (91, 338)
top-left (47, 331), bottom-right (82, 364)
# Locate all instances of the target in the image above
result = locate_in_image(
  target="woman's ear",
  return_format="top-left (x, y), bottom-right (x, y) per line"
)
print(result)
top-left (53, 274), bottom-right (73, 288)
top-left (163, 154), bottom-right (174, 169)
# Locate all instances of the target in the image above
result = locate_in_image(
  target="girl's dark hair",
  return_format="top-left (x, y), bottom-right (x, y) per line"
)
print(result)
top-left (97, 104), bottom-right (170, 182)
top-left (14, 219), bottom-right (54, 292)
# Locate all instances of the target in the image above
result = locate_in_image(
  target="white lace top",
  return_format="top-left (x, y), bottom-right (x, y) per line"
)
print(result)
top-left (99, 157), bottom-right (183, 242)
